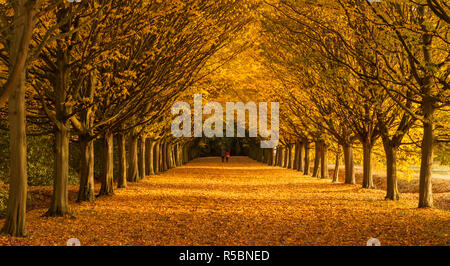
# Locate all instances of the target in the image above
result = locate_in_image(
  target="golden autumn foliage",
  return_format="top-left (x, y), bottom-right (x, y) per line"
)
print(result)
top-left (0, 0), bottom-right (448, 243)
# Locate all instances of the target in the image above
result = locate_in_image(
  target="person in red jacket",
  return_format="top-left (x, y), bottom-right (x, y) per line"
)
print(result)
top-left (225, 151), bottom-right (230, 162)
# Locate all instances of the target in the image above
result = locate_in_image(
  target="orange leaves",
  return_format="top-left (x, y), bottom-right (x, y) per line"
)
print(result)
top-left (0, 157), bottom-right (449, 246)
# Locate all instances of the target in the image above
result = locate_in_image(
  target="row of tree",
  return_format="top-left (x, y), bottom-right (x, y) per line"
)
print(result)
top-left (250, 0), bottom-right (448, 208)
top-left (0, 0), bottom-right (253, 236)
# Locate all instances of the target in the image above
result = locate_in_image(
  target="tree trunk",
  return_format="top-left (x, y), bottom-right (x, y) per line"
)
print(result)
top-left (169, 143), bottom-right (175, 167)
top-left (160, 141), bottom-right (165, 172)
top-left (274, 147), bottom-right (279, 166)
top-left (417, 9), bottom-right (434, 208)
top-left (270, 147), bottom-right (274, 165)
top-left (1, 0), bottom-right (38, 235)
top-left (313, 141), bottom-right (321, 178)
top-left (172, 143), bottom-right (176, 167)
top-left (161, 141), bottom-right (168, 172)
top-left (154, 140), bottom-right (160, 174)
top-left (320, 142), bottom-right (328, 179)
top-left (46, 125), bottom-right (70, 216)
top-left (165, 142), bottom-right (171, 169)
top-left (127, 134), bottom-right (139, 182)
top-left (168, 142), bottom-right (173, 169)
top-left (0, 1), bottom-right (36, 107)
top-left (117, 133), bottom-right (127, 188)
top-left (77, 136), bottom-right (95, 202)
top-left (147, 140), bottom-right (155, 175)
top-left (138, 136), bottom-right (146, 180)
top-left (297, 142), bottom-right (304, 172)
top-left (178, 144), bottom-right (183, 166)
top-left (293, 143), bottom-right (299, 170)
top-left (418, 109), bottom-right (434, 208)
top-left (99, 132), bottom-right (114, 196)
top-left (343, 143), bottom-right (355, 184)
top-left (284, 146), bottom-right (289, 167)
top-left (332, 150), bottom-right (340, 183)
top-left (1, 65), bottom-right (28, 236)
top-left (304, 141), bottom-right (310, 175)
top-left (287, 145), bottom-right (293, 169)
top-left (145, 138), bottom-right (151, 175)
top-left (173, 144), bottom-right (177, 166)
top-left (362, 141), bottom-right (375, 189)
top-left (383, 141), bottom-right (399, 201)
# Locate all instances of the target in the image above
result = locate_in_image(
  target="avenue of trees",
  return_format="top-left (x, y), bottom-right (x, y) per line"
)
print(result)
top-left (248, 0), bottom-right (449, 208)
top-left (0, 0), bottom-right (448, 238)
top-left (0, 0), bottom-right (254, 236)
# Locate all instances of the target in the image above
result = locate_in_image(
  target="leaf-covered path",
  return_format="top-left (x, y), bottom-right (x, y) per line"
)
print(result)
top-left (1, 157), bottom-right (449, 246)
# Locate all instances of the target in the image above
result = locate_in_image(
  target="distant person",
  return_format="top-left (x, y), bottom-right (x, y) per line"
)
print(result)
top-left (221, 149), bottom-right (226, 162)
top-left (225, 151), bottom-right (230, 162)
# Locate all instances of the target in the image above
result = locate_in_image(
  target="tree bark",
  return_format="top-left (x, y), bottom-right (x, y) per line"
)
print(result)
top-left (1, 0), bottom-right (39, 235)
top-left (147, 140), bottom-right (155, 175)
top-left (332, 150), bottom-right (340, 183)
top-left (362, 141), bottom-right (375, 189)
top-left (138, 136), bottom-right (146, 180)
top-left (343, 143), bottom-right (355, 184)
top-left (320, 142), bottom-right (328, 179)
top-left (170, 143), bottom-right (176, 167)
top-left (177, 144), bottom-right (181, 165)
top-left (46, 125), bottom-right (70, 216)
top-left (154, 140), bottom-right (160, 174)
top-left (418, 8), bottom-right (434, 208)
top-left (160, 141), bottom-right (165, 172)
top-left (297, 142), bottom-right (304, 172)
top-left (169, 143), bottom-right (175, 167)
top-left (145, 138), bottom-right (151, 175)
top-left (117, 133), bottom-right (127, 188)
top-left (304, 141), bottom-right (310, 175)
top-left (0, 0), bottom-right (37, 107)
top-left (284, 146), bottom-right (289, 168)
top-left (99, 132), bottom-right (114, 196)
top-left (383, 141), bottom-right (399, 201)
top-left (1, 60), bottom-right (28, 236)
top-left (275, 147), bottom-right (279, 166)
top-left (127, 134), bottom-right (139, 182)
top-left (161, 141), bottom-right (168, 172)
top-left (287, 144), bottom-right (293, 169)
top-left (268, 148), bottom-right (272, 164)
top-left (313, 141), bottom-right (321, 178)
top-left (174, 144), bottom-right (178, 166)
top-left (77, 136), bottom-right (95, 202)
top-left (165, 142), bottom-right (172, 169)
top-left (167, 142), bottom-right (172, 168)
top-left (293, 143), bottom-right (299, 170)
top-left (418, 108), bottom-right (434, 208)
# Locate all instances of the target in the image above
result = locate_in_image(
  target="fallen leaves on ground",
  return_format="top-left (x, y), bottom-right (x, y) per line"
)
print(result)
top-left (0, 157), bottom-right (449, 246)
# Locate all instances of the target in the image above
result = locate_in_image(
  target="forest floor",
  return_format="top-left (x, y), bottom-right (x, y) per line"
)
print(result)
top-left (0, 156), bottom-right (449, 246)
